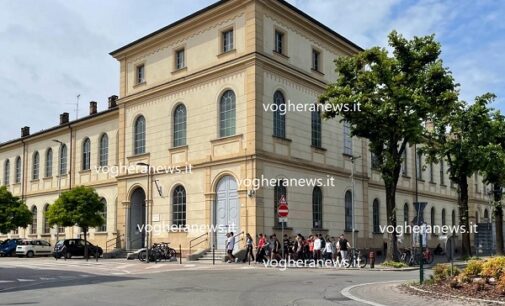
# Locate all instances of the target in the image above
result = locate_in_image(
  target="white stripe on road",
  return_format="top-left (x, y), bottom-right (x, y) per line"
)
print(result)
top-left (17, 279), bottom-right (35, 282)
top-left (341, 280), bottom-right (405, 306)
top-left (39, 277), bottom-right (56, 280)
top-left (0, 280), bottom-right (15, 283)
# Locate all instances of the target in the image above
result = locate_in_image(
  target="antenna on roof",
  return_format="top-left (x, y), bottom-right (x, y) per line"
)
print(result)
top-left (75, 94), bottom-right (80, 119)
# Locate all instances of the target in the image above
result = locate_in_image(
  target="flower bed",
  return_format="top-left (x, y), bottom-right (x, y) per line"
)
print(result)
top-left (414, 257), bottom-right (505, 303)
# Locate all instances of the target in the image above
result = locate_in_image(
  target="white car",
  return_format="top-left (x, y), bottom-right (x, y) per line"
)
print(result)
top-left (16, 239), bottom-right (52, 257)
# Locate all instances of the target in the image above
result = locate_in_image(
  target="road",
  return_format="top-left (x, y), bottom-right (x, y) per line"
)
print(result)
top-left (0, 257), bottom-right (424, 306)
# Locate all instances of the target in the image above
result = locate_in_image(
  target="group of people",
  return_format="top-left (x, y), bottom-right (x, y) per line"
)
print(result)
top-left (225, 232), bottom-right (352, 263)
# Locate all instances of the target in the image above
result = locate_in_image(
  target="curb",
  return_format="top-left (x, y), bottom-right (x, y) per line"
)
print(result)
top-left (407, 284), bottom-right (505, 305)
top-left (341, 280), bottom-right (404, 306)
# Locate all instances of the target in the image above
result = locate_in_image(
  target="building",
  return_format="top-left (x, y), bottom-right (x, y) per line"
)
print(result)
top-left (0, 0), bottom-right (494, 255)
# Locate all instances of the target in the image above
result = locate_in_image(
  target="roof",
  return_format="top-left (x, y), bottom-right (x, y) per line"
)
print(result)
top-left (0, 107), bottom-right (118, 149)
top-left (109, 0), bottom-right (363, 56)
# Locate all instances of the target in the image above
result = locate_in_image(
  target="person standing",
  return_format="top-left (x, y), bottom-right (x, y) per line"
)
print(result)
top-left (243, 233), bottom-right (255, 263)
top-left (337, 234), bottom-right (351, 262)
top-left (226, 232), bottom-right (236, 263)
top-left (313, 234), bottom-right (322, 261)
top-left (256, 234), bottom-right (266, 263)
top-left (324, 237), bottom-right (333, 261)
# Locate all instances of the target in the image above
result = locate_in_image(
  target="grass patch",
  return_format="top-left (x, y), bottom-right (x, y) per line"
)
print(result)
top-left (382, 260), bottom-right (408, 268)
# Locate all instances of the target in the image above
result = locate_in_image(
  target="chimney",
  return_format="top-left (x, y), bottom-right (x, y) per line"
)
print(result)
top-left (89, 101), bottom-right (97, 115)
top-left (60, 112), bottom-right (69, 125)
top-left (21, 126), bottom-right (30, 137)
top-left (108, 95), bottom-right (118, 109)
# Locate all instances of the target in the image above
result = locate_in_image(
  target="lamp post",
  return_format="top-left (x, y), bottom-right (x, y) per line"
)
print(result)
top-left (52, 139), bottom-right (64, 243)
top-left (350, 155), bottom-right (361, 249)
top-left (137, 162), bottom-right (151, 263)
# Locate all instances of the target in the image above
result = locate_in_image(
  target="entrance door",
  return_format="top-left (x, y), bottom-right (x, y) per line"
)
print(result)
top-left (215, 176), bottom-right (240, 250)
top-left (129, 188), bottom-right (146, 250)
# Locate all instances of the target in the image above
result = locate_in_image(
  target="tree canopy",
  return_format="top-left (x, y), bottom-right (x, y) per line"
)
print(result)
top-left (0, 186), bottom-right (32, 233)
top-left (320, 31), bottom-right (459, 260)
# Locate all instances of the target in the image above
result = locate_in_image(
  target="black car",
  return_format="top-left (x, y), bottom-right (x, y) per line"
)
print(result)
top-left (53, 239), bottom-right (103, 259)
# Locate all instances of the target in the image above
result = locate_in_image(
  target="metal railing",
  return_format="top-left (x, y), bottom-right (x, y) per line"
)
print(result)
top-left (105, 234), bottom-right (124, 254)
top-left (234, 231), bottom-right (245, 247)
top-left (189, 232), bottom-right (209, 256)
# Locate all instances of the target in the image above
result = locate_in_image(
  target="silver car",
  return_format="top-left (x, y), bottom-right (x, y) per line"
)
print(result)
top-left (16, 239), bottom-right (52, 257)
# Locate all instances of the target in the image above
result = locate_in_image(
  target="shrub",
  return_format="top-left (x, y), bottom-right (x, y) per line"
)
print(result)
top-left (497, 274), bottom-right (505, 295)
top-left (432, 264), bottom-right (460, 283)
top-left (382, 261), bottom-right (408, 268)
top-left (481, 257), bottom-right (505, 279)
top-left (465, 259), bottom-right (484, 277)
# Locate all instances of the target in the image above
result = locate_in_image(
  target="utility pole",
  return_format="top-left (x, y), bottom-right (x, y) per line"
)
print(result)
top-left (414, 144), bottom-right (424, 284)
top-left (350, 155), bottom-right (361, 249)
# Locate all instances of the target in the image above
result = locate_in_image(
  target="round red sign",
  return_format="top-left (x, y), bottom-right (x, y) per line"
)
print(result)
top-left (278, 203), bottom-right (288, 217)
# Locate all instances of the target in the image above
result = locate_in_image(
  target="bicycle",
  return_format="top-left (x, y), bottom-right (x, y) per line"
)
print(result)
top-left (344, 248), bottom-right (367, 268)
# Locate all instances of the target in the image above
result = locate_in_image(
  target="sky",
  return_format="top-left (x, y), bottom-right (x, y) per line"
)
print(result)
top-left (0, 0), bottom-right (504, 143)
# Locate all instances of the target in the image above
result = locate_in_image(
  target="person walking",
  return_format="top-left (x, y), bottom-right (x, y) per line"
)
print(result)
top-left (256, 234), bottom-right (266, 263)
top-left (313, 234), bottom-right (322, 261)
top-left (324, 237), bottom-right (333, 261)
top-left (243, 233), bottom-right (255, 263)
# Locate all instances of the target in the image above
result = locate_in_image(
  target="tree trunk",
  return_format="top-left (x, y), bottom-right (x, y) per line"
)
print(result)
top-left (84, 227), bottom-right (89, 261)
top-left (385, 182), bottom-right (399, 261)
top-left (494, 184), bottom-right (504, 255)
top-left (458, 177), bottom-right (471, 257)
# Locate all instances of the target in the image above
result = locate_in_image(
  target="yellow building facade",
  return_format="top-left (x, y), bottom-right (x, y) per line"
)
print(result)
top-left (0, 0), bottom-right (493, 254)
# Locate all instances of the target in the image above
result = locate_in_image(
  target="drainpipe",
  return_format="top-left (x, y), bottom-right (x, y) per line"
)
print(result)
top-left (21, 139), bottom-right (26, 202)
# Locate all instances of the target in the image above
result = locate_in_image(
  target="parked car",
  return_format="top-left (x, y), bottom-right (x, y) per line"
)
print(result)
top-left (53, 239), bottom-right (103, 259)
top-left (0, 239), bottom-right (23, 257)
top-left (16, 239), bottom-right (52, 257)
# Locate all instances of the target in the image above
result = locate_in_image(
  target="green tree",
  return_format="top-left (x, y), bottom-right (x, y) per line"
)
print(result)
top-left (424, 94), bottom-right (497, 257)
top-left (320, 31), bottom-right (459, 260)
top-left (480, 110), bottom-right (505, 255)
top-left (0, 186), bottom-right (32, 233)
top-left (46, 186), bottom-right (105, 259)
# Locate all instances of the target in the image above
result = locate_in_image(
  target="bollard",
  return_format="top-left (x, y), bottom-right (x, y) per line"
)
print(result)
top-left (179, 244), bottom-right (182, 264)
top-left (369, 251), bottom-right (375, 269)
top-left (212, 244), bottom-right (215, 265)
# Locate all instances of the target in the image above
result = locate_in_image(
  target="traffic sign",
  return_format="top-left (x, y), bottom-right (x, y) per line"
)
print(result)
top-left (278, 203), bottom-right (288, 217)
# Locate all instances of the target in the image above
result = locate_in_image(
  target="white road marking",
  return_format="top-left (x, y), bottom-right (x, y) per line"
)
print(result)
top-left (0, 280), bottom-right (15, 283)
top-left (17, 279), bottom-right (35, 282)
top-left (39, 277), bottom-right (57, 280)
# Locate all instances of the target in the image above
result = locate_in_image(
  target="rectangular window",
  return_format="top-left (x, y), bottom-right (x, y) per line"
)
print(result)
top-left (222, 29), bottom-right (234, 53)
top-left (440, 160), bottom-right (445, 185)
top-left (401, 150), bottom-right (408, 176)
top-left (343, 121), bottom-right (352, 155)
top-left (274, 30), bottom-right (284, 54)
top-left (175, 49), bottom-right (185, 70)
top-left (136, 64), bottom-right (145, 84)
top-left (430, 162), bottom-right (434, 182)
top-left (416, 151), bottom-right (423, 180)
top-left (312, 49), bottom-right (320, 71)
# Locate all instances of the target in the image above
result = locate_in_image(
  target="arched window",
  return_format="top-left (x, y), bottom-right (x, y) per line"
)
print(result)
top-left (15, 156), bottom-right (21, 184)
top-left (431, 207), bottom-right (435, 225)
top-left (31, 206), bottom-right (37, 234)
top-left (219, 90), bottom-right (236, 137)
top-left (173, 104), bottom-right (187, 147)
top-left (82, 138), bottom-right (91, 170)
top-left (484, 209), bottom-right (490, 221)
top-left (274, 180), bottom-right (287, 227)
top-left (442, 208), bottom-right (446, 226)
top-left (273, 91), bottom-right (286, 138)
top-left (345, 190), bottom-right (353, 231)
top-left (99, 134), bottom-right (109, 167)
top-left (311, 109), bottom-right (322, 147)
top-left (452, 209), bottom-right (456, 226)
top-left (134, 116), bottom-right (146, 154)
top-left (45, 148), bottom-right (53, 178)
top-left (59, 144), bottom-right (67, 175)
top-left (173, 186), bottom-right (186, 226)
top-left (372, 199), bottom-right (380, 233)
top-left (312, 187), bottom-right (322, 229)
top-left (43, 204), bottom-right (50, 234)
top-left (32, 152), bottom-right (39, 180)
top-left (97, 198), bottom-right (107, 232)
top-left (3, 159), bottom-right (10, 185)
top-left (403, 203), bottom-right (409, 225)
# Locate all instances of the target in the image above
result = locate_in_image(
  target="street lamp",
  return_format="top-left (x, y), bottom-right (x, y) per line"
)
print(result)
top-left (137, 162), bottom-right (151, 263)
top-left (52, 139), bottom-right (64, 243)
top-left (350, 155), bottom-right (361, 249)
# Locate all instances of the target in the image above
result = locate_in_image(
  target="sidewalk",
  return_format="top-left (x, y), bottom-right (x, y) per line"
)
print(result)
top-left (342, 281), bottom-right (486, 306)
